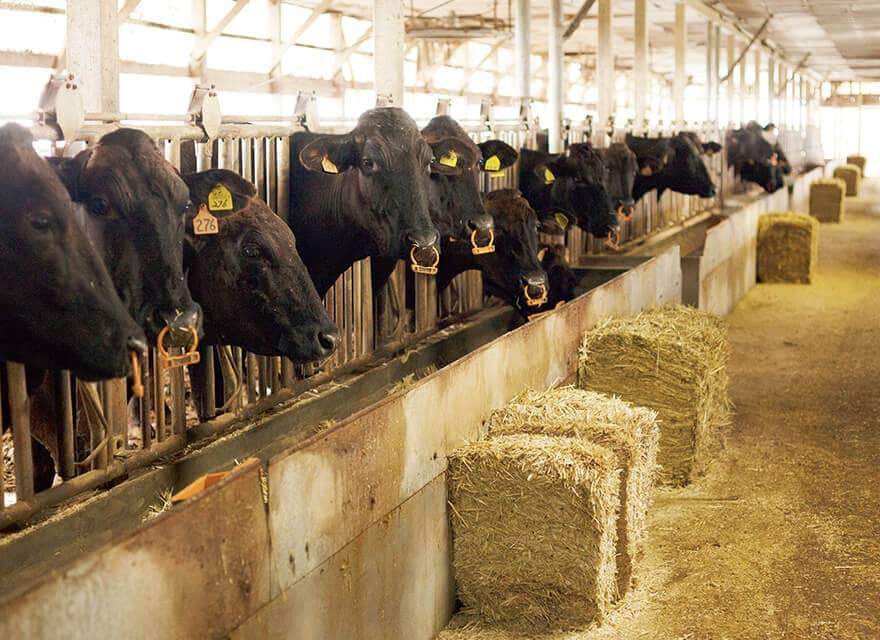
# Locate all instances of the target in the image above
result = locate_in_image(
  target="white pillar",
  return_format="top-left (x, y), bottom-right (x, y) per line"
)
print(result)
top-left (66, 0), bottom-right (119, 113)
top-left (674, 1), bottom-right (686, 128)
top-left (767, 57), bottom-right (775, 123)
top-left (705, 21), bottom-right (714, 123)
top-left (634, 0), bottom-right (648, 128)
top-left (514, 0), bottom-right (531, 100)
top-left (712, 24), bottom-right (721, 123)
top-left (547, 0), bottom-right (563, 153)
top-left (597, 0), bottom-right (614, 144)
top-left (373, 0), bottom-right (405, 105)
top-left (753, 49), bottom-right (761, 122)
top-left (726, 34), bottom-right (735, 125)
top-left (739, 42), bottom-right (747, 124)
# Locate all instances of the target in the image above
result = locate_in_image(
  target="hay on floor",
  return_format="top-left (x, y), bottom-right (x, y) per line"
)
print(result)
top-left (487, 386), bottom-right (659, 597)
top-left (578, 305), bottom-right (730, 486)
top-left (809, 178), bottom-right (846, 223)
top-left (833, 164), bottom-right (861, 196)
top-left (757, 212), bottom-right (819, 284)
top-left (447, 434), bottom-right (621, 631)
top-left (846, 154), bottom-right (866, 177)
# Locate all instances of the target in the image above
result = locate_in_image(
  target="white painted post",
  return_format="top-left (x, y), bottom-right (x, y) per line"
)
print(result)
top-left (514, 0), bottom-right (531, 100)
top-left (705, 20), bottom-right (714, 123)
top-left (753, 49), bottom-right (761, 123)
top-left (726, 34), bottom-right (735, 125)
top-left (767, 56), bottom-right (775, 124)
top-left (547, 0), bottom-right (563, 153)
top-left (713, 24), bottom-right (721, 124)
top-left (634, 0), bottom-right (648, 129)
top-left (66, 0), bottom-right (119, 113)
top-left (597, 0), bottom-right (613, 145)
top-left (373, 0), bottom-right (405, 105)
top-left (674, 1), bottom-right (686, 129)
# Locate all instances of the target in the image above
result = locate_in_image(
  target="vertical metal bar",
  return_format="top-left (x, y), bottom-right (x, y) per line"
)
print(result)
top-left (141, 350), bottom-right (153, 450)
top-left (767, 57), bottom-right (775, 123)
top-left (277, 137), bottom-right (291, 222)
top-left (334, 277), bottom-right (346, 364)
top-left (344, 267), bottom-right (355, 362)
top-left (55, 371), bottom-right (76, 479)
top-left (705, 20), bottom-right (714, 124)
top-left (258, 356), bottom-right (269, 398)
top-left (246, 353), bottom-right (258, 404)
top-left (514, 0), bottom-right (531, 100)
top-left (674, 1), bottom-right (686, 128)
top-left (7, 362), bottom-right (35, 501)
top-left (362, 257), bottom-right (374, 355)
top-left (633, 0), bottom-right (648, 128)
top-left (171, 367), bottom-right (185, 436)
top-left (204, 345), bottom-right (216, 418)
top-left (373, 0), bottom-right (405, 104)
top-left (754, 48), bottom-right (761, 122)
top-left (547, 0), bottom-right (563, 153)
top-left (154, 350), bottom-right (166, 442)
top-left (596, 0), bottom-right (613, 147)
top-left (739, 42), bottom-right (747, 124)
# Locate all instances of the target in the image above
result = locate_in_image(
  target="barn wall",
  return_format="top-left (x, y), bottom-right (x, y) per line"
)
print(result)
top-left (0, 247), bottom-right (681, 640)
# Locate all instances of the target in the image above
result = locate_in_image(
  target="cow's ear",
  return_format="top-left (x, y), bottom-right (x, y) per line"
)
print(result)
top-left (51, 150), bottom-right (91, 200)
top-left (299, 135), bottom-right (358, 174)
top-left (702, 142), bottom-right (722, 156)
top-left (478, 140), bottom-right (518, 172)
top-left (430, 138), bottom-right (478, 176)
top-left (182, 168), bottom-right (253, 215)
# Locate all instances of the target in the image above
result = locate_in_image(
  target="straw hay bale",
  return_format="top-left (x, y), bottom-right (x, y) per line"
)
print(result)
top-left (448, 434), bottom-right (621, 630)
top-left (833, 164), bottom-right (861, 196)
top-left (809, 178), bottom-right (846, 223)
top-left (846, 154), bottom-right (866, 177)
top-left (577, 305), bottom-right (730, 486)
top-left (487, 387), bottom-right (659, 596)
top-left (757, 212), bottom-right (819, 284)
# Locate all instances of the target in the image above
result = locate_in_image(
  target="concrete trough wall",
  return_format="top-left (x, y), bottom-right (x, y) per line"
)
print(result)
top-left (0, 248), bottom-right (682, 640)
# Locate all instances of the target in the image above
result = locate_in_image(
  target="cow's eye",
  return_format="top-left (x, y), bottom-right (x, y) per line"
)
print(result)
top-left (242, 243), bottom-right (262, 259)
top-left (89, 197), bottom-right (109, 216)
top-left (29, 213), bottom-right (51, 232)
top-left (361, 158), bottom-right (375, 171)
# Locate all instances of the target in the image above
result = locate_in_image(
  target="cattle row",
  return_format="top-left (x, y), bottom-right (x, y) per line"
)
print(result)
top-left (1, 109), bottom-right (798, 495)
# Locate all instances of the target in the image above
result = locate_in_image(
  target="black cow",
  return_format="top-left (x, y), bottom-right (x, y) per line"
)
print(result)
top-left (517, 147), bottom-right (619, 240)
top-left (626, 132), bottom-right (718, 201)
top-left (54, 128), bottom-right (202, 346)
top-left (183, 169), bottom-right (338, 361)
top-left (593, 142), bottom-right (638, 221)
top-left (437, 189), bottom-right (547, 317)
top-left (726, 122), bottom-right (785, 193)
top-left (0, 123), bottom-right (144, 378)
top-left (288, 108), bottom-right (444, 297)
top-left (539, 243), bottom-right (577, 310)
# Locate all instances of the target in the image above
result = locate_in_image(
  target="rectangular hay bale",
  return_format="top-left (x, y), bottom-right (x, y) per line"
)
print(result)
top-left (447, 434), bottom-right (620, 630)
top-left (809, 178), bottom-right (846, 223)
top-left (487, 387), bottom-right (659, 596)
top-left (757, 212), bottom-right (819, 284)
top-left (578, 305), bottom-right (730, 486)
top-left (833, 164), bottom-right (861, 196)
top-left (846, 154), bottom-right (866, 177)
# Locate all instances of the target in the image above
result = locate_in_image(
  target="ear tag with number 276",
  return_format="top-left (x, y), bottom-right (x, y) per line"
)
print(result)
top-left (193, 204), bottom-right (219, 235)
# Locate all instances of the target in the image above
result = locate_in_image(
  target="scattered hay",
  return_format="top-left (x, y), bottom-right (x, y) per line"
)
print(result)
top-left (142, 488), bottom-right (175, 522)
top-left (487, 386), bottom-right (659, 596)
top-left (846, 154), bottom-right (866, 177)
top-left (578, 305), bottom-right (731, 486)
top-left (833, 164), bottom-right (861, 196)
top-left (2, 431), bottom-right (13, 491)
top-left (385, 364), bottom-right (438, 396)
top-left (809, 178), bottom-right (846, 223)
top-left (757, 212), bottom-right (819, 284)
top-left (448, 434), bottom-right (621, 631)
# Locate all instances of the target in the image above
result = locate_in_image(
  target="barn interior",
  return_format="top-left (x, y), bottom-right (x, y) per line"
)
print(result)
top-left (1, 1), bottom-right (879, 638)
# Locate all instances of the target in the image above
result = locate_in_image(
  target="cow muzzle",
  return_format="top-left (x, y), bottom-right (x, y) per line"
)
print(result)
top-left (617, 204), bottom-right (635, 222)
top-left (521, 274), bottom-right (548, 308)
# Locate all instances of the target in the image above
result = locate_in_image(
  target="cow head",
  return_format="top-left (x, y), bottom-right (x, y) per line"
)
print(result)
top-left (419, 116), bottom-right (517, 254)
top-left (539, 243), bottom-right (577, 308)
top-left (661, 133), bottom-right (717, 198)
top-left (54, 128), bottom-right (202, 349)
top-left (479, 189), bottom-right (549, 314)
top-left (538, 147), bottom-right (619, 239)
top-left (600, 142), bottom-right (638, 221)
top-left (0, 124), bottom-right (145, 379)
top-left (298, 108), bottom-right (440, 272)
top-left (183, 169), bottom-right (338, 363)
top-left (741, 161), bottom-right (785, 193)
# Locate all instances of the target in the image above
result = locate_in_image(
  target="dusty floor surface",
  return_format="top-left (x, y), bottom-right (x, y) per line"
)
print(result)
top-left (439, 183), bottom-right (880, 640)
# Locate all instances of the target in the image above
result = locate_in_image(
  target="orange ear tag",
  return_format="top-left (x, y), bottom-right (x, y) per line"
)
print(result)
top-left (193, 204), bottom-right (218, 235)
top-left (321, 156), bottom-right (339, 173)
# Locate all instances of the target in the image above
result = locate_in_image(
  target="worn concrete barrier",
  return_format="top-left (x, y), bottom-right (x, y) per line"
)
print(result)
top-left (0, 247), bottom-right (681, 640)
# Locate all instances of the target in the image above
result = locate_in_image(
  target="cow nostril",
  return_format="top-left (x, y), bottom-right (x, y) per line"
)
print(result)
top-left (317, 331), bottom-right (338, 354)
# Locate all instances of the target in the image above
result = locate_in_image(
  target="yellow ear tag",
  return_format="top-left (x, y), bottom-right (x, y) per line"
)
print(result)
top-left (207, 184), bottom-right (233, 212)
top-left (554, 212), bottom-right (569, 230)
top-left (193, 204), bottom-right (219, 235)
top-left (489, 171), bottom-right (506, 178)
top-left (439, 149), bottom-right (458, 168)
top-left (321, 156), bottom-right (339, 174)
top-left (484, 155), bottom-right (501, 171)
top-left (543, 168), bottom-right (556, 184)
top-left (706, 149), bottom-right (716, 157)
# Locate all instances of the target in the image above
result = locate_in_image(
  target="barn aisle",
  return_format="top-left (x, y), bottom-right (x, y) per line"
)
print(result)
top-left (440, 182), bottom-right (880, 640)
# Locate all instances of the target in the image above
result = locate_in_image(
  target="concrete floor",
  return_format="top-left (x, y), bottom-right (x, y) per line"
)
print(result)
top-left (440, 182), bottom-right (880, 640)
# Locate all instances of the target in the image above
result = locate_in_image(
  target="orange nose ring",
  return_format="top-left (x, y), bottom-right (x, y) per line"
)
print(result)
top-left (523, 282), bottom-right (548, 307)
top-left (409, 245), bottom-right (440, 275)
top-left (617, 205), bottom-right (634, 222)
top-left (157, 326), bottom-right (201, 369)
top-left (470, 229), bottom-right (495, 255)
top-left (130, 351), bottom-right (144, 398)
